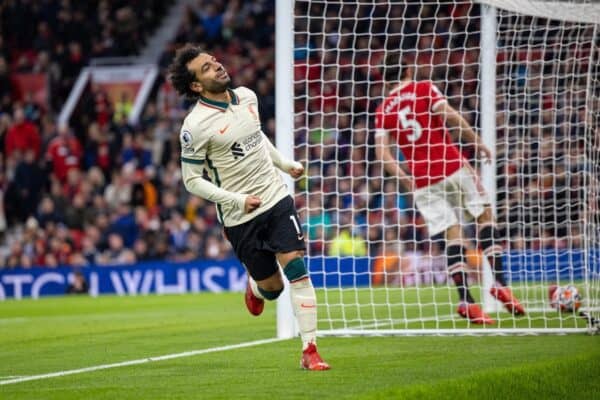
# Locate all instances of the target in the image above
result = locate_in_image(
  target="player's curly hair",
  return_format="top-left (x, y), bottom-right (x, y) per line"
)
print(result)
top-left (168, 44), bottom-right (203, 100)
top-left (382, 51), bottom-right (408, 81)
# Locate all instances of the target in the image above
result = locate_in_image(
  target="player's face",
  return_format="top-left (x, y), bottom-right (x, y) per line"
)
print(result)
top-left (188, 53), bottom-right (231, 95)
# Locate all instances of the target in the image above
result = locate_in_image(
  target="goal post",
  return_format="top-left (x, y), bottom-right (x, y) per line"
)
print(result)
top-left (479, 3), bottom-right (501, 314)
top-left (275, 0), bottom-right (297, 339)
top-left (277, 0), bottom-right (600, 336)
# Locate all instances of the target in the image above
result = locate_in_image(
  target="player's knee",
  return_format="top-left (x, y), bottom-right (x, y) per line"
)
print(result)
top-left (257, 270), bottom-right (284, 297)
top-left (444, 225), bottom-right (463, 242)
top-left (477, 208), bottom-right (494, 225)
top-left (283, 257), bottom-right (308, 283)
top-left (277, 250), bottom-right (305, 267)
top-left (257, 285), bottom-right (283, 301)
top-left (257, 275), bottom-right (284, 300)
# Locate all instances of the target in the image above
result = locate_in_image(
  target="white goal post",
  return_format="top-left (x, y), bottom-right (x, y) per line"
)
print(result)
top-left (276, 0), bottom-right (600, 337)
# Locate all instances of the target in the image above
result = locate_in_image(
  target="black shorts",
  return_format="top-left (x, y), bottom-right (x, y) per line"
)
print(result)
top-left (224, 195), bottom-right (306, 281)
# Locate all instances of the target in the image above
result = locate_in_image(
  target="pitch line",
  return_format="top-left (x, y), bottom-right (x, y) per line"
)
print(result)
top-left (0, 337), bottom-right (286, 386)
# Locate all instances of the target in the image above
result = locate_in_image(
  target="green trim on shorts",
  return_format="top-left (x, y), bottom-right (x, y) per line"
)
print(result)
top-left (283, 257), bottom-right (308, 282)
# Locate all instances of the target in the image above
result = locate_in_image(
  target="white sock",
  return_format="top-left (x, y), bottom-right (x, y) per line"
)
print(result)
top-left (290, 278), bottom-right (317, 350)
top-left (249, 277), bottom-right (265, 300)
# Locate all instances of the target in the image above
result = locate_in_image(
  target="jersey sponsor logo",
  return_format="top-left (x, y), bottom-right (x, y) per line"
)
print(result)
top-left (241, 132), bottom-right (262, 151)
top-left (180, 130), bottom-right (193, 149)
top-left (230, 142), bottom-right (245, 159)
top-left (218, 124), bottom-right (230, 134)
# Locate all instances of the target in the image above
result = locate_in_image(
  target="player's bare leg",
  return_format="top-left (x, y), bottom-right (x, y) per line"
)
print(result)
top-left (245, 271), bottom-right (284, 316)
top-left (277, 250), bottom-right (330, 371)
top-left (477, 207), bottom-right (525, 316)
top-left (446, 225), bottom-right (495, 325)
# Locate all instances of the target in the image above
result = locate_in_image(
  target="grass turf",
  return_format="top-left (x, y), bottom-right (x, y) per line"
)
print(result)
top-left (0, 292), bottom-right (598, 399)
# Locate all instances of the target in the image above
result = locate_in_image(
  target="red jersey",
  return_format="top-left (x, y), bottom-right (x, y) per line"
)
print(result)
top-left (375, 80), bottom-right (464, 188)
top-left (4, 121), bottom-right (41, 159)
top-left (46, 136), bottom-right (83, 182)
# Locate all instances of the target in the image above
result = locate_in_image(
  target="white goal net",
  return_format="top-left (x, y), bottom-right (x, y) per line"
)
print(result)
top-left (287, 0), bottom-right (599, 335)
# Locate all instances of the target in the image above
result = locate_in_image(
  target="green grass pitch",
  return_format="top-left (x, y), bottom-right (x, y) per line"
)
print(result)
top-left (0, 291), bottom-right (598, 399)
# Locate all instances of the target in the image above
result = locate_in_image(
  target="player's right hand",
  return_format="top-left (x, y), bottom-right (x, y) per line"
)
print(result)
top-left (244, 195), bottom-right (262, 213)
top-left (475, 143), bottom-right (492, 164)
top-left (288, 161), bottom-right (304, 179)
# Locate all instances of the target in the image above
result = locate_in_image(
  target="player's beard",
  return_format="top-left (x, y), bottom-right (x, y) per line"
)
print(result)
top-left (204, 77), bottom-right (230, 94)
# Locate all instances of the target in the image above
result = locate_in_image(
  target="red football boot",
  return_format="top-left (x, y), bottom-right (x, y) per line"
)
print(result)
top-left (457, 302), bottom-right (496, 325)
top-left (245, 281), bottom-right (264, 316)
top-left (490, 285), bottom-right (526, 316)
top-left (301, 343), bottom-right (330, 371)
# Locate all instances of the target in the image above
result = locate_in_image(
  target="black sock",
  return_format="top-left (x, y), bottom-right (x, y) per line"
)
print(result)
top-left (479, 225), bottom-right (507, 287)
top-left (451, 271), bottom-right (475, 304)
top-left (488, 254), bottom-right (507, 287)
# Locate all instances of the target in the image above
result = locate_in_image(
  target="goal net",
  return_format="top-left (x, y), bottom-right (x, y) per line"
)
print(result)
top-left (288, 0), bottom-right (600, 335)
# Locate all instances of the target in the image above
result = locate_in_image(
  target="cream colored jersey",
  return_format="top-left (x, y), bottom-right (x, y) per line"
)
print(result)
top-left (179, 86), bottom-right (289, 227)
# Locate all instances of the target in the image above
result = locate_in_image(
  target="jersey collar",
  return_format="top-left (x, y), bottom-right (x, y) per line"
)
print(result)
top-left (198, 88), bottom-right (239, 112)
top-left (389, 80), bottom-right (412, 95)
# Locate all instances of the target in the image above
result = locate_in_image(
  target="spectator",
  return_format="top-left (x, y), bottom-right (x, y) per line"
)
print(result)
top-left (9, 149), bottom-right (45, 220)
top-left (121, 133), bottom-right (152, 170)
top-left (66, 270), bottom-right (89, 294)
top-left (104, 168), bottom-right (133, 209)
top-left (84, 123), bottom-right (114, 175)
top-left (64, 193), bottom-right (87, 230)
top-left (113, 92), bottom-right (133, 123)
top-left (46, 124), bottom-right (83, 183)
top-left (0, 56), bottom-right (11, 113)
top-left (200, 3), bottom-right (224, 41)
top-left (36, 196), bottom-right (62, 228)
top-left (328, 228), bottom-right (368, 257)
top-left (371, 229), bottom-right (414, 286)
top-left (4, 107), bottom-right (41, 159)
top-left (97, 233), bottom-right (136, 266)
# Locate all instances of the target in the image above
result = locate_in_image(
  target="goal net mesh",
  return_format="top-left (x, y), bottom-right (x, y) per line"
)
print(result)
top-left (291, 0), bottom-right (599, 334)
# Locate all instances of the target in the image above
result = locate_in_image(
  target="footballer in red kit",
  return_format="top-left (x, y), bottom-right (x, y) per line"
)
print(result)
top-left (375, 80), bottom-right (463, 189)
top-left (375, 53), bottom-right (526, 324)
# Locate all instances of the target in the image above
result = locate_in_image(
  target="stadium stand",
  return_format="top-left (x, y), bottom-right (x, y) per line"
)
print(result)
top-left (0, 1), bottom-right (586, 269)
top-left (0, 0), bottom-right (274, 267)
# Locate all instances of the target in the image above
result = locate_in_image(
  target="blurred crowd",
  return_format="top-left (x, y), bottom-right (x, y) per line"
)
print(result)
top-left (0, 0), bottom-right (173, 112)
top-left (0, 0), bottom-right (275, 268)
top-left (0, 1), bottom-right (597, 274)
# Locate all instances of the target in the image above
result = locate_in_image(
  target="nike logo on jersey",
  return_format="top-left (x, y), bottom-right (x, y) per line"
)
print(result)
top-left (300, 303), bottom-right (316, 308)
top-left (218, 124), bottom-right (230, 134)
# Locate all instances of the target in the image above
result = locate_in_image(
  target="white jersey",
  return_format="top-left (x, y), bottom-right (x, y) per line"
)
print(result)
top-left (179, 87), bottom-right (289, 227)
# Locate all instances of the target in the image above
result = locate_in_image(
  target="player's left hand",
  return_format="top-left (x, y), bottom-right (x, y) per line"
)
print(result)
top-left (289, 165), bottom-right (304, 179)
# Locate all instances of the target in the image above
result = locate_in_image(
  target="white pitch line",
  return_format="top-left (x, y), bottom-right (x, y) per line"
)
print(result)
top-left (0, 337), bottom-right (286, 386)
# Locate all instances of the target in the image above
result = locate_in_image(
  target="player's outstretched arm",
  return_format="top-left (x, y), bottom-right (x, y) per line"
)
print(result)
top-left (181, 161), bottom-right (255, 213)
top-left (435, 102), bottom-right (492, 163)
top-left (264, 134), bottom-right (304, 178)
top-left (374, 132), bottom-right (414, 192)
